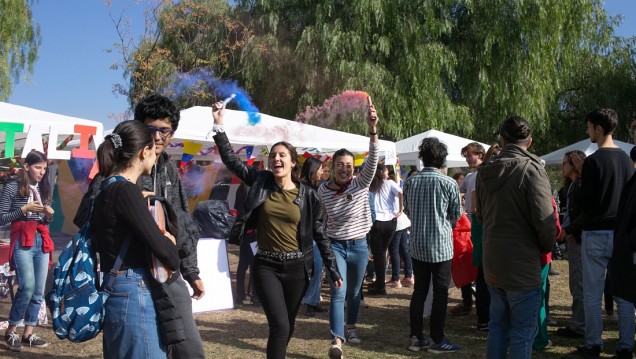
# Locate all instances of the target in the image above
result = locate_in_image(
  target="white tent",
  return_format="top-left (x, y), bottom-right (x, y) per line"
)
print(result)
top-left (167, 106), bottom-right (396, 162)
top-left (396, 129), bottom-right (490, 169)
top-left (0, 102), bottom-right (104, 159)
top-left (540, 138), bottom-right (634, 166)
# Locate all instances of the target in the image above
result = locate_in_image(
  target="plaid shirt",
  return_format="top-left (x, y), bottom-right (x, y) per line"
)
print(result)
top-left (403, 168), bottom-right (462, 262)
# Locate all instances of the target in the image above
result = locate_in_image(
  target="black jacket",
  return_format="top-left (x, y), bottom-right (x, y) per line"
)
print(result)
top-left (610, 172), bottom-right (636, 303)
top-left (213, 132), bottom-right (341, 281)
top-left (73, 152), bottom-right (201, 284)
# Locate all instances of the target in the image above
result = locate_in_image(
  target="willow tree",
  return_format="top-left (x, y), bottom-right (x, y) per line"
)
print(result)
top-left (0, 0), bottom-right (40, 100)
top-left (231, 0), bottom-right (613, 146)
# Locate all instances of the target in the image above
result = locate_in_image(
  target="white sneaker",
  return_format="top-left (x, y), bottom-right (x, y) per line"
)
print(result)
top-left (328, 342), bottom-right (343, 359)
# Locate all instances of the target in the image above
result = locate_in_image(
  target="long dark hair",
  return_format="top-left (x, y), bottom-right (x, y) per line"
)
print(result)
top-left (300, 157), bottom-right (322, 188)
top-left (18, 151), bottom-right (51, 203)
top-left (564, 150), bottom-right (586, 179)
top-left (369, 163), bottom-right (386, 193)
top-left (97, 121), bottom-right (154, 177)
top-left (269, 141), bottom-right (300, 184)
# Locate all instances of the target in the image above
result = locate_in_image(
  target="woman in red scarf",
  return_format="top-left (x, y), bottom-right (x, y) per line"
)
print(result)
top-left (0, 150), bottom-right (54, 352)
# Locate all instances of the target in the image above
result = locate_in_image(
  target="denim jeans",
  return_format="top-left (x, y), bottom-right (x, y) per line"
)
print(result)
top-left (487, 286), bottom-right (540, 359)
top-left (103, 268), bottom-right (166, 359)
top-left (328, 238), bottom-right (368, 341)
top-left (303, 242), bottom-right (323, 306)
top-left (165, 277), bottom-right (205, 359)
top-left (581, 230), bottom-right (614, 348)
top-left (409, 258), bottom-right (451, 343)
top-left (615, 296), bottom-right (635, 351)
top-left (369, 220), bottom-right (397, 292)
top-left (566, 234), bottom-right (585, 335)
top-left (253, 256), bottom-right (307, 359)
top-left (9, 232), bottom-right (49, 326)
top-left (389, 229), bottom-right (413, 281)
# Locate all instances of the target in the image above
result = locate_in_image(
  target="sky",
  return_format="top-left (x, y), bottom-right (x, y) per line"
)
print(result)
top-left (7, 0), bottom-right (636, 131)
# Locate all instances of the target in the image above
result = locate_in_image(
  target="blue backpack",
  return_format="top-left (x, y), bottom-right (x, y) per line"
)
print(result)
top-left (46, 176), bottom-right (130, 342)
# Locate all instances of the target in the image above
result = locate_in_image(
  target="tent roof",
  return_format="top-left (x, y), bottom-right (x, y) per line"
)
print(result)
top-left (0, 101), bottom-right (104, 151)
top-left (167, 106), bottom-right (396, 161)
top-left (540, 138), bottom-right (634, 166)
top-left (396, 129), bottom-right (490, 168)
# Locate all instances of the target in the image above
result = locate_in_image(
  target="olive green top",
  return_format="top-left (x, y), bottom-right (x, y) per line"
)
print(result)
top-left (257, 188), bottom-right (301, 252)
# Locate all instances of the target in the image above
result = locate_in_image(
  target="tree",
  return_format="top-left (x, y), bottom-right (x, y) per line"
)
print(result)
top-left (110, 0), bottom-right (252, 109)
top-left (0, 0), bottom-right (40, 100)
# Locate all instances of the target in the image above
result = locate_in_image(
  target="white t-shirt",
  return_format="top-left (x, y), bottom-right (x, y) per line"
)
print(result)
top-left (373, 180), bottom-right (402, 221)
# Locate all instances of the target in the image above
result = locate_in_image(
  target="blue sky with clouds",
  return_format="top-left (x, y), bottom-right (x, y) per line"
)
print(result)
top-left (7, 0), bottom-right (636, 130)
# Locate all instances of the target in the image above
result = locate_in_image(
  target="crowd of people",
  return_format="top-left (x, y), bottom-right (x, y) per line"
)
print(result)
top-left (1, 92), bottom-right (636, 359)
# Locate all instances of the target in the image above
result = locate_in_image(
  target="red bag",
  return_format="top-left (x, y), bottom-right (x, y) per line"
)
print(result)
top-left (452, 213), bottom-right (477, 288)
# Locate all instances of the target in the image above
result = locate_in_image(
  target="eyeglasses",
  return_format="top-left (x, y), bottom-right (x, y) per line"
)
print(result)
top-left (147, 125), bottom-right (174, 139)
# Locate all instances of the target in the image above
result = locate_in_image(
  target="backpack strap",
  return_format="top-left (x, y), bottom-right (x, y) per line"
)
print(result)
top-left (102, 233), bottom-right (132, 294)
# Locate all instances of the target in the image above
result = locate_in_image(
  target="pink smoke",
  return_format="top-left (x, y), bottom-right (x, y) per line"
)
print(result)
top-left (295, 90), bottom-right (369, 127)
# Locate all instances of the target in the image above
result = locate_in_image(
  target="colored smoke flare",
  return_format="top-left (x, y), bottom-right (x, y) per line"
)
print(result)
top-left (295, 90), bottom-right (371, 128)
top-left (221, 94), bottom-right (237, 106)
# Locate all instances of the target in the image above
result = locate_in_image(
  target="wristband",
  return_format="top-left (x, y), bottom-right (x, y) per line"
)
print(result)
top-left (213, 124), bottom-right (225, 133)
top-left (370, 131), bottom-right (377, 136)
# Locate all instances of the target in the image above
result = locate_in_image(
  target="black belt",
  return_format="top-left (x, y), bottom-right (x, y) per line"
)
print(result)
top-left (257, 249), bottom-right (304, 261)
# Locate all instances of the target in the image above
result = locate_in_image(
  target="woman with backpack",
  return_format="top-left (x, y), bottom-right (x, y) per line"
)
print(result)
top-left (90, 121), bottom-right (180, 358)
top-left (0, 150), bottom-right (55, 352)
top-left (212, 102), bottom-right (342, 359)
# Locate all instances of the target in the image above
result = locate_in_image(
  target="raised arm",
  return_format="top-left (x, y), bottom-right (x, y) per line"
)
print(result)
top-left (355, 96), bottom-right (380, 188)
top-left (211, 103), bottom-right (258, 186)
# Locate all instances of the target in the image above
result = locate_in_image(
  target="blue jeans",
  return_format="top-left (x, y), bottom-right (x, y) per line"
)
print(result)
top-left (615, 296), bottom-right (635, 351)
top-left (389, 229), bottom-right (413, 281)
top-left (581, 230), bottom-right (614, 348)
top-left (328, 238), bottom-right (368, 341)
top-left (487, 286), bottom-right (540, 359)
top-left (9, 232), bottom-right (49, 326)
top-left (303, 242), bottom-right (323, 306)
top-left (103, 268), bottom-right (166, 359)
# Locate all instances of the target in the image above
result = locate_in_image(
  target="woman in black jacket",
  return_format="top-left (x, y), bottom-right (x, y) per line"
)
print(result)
top-left (212, 103), bottom-right (342, 359)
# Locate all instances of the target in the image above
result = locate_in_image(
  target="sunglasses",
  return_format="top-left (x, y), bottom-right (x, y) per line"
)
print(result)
top-left (147, 125), bottom-right (175, 139)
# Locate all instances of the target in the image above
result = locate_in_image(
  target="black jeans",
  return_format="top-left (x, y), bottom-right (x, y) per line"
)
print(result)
top-left (369, 220), bottom-right (397, 292)
top-left (253, 255), bottom-right (308, 359)
top-left (236, 232), bottom-right (257, 302)
top-left (165, 277), bottom-right (205, 359)
top-left (475, 267), bottom-right (490, 325)
top-left (410, 258), bottom-right (452, 343)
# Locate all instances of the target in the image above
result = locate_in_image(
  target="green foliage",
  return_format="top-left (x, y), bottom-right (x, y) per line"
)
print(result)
top-left (119, 0), bottom-right (636, 155)
top-left (0, 0), bottom-right (40, 100)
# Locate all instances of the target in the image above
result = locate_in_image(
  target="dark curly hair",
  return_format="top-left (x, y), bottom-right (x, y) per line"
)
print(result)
top-left (134, 94), bottom-right (181, 131)
top-left (418, 137), bottom-right (448, 168)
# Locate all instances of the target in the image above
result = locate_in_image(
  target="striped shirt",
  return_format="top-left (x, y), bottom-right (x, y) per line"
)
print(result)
top-left (0, 181), bottom-right (48, 226)
top-left (403, 168), bottom-right (462, 262)
top-left (319, 142), bottom-right (380, 240)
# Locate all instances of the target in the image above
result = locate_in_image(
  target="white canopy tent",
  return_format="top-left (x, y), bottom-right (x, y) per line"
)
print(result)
top-left (540, 138), bottom-right (634, 166)
top-left (0, 101), bottom-right (104, 159)
top-left (396, 129), bottom-right (490, 169)
top-left (166, 106), bottom-right (397, 162)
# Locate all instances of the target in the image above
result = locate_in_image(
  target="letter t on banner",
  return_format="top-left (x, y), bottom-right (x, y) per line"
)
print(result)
top-left (0, 122), bottom-right (25, 158)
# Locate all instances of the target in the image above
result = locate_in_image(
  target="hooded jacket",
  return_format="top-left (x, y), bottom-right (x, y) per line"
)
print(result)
top-left (475, 144), bottom-right (556, 291)
top-left (213, 132), bottom-right (341, 282)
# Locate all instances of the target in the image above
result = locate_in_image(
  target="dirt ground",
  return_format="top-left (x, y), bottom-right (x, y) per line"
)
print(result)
top-left (0, 236), bottom-right (625, 358)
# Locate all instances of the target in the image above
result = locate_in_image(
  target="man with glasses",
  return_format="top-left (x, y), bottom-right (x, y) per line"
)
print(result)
top-left (75, 94), bottom-right (205, 358)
